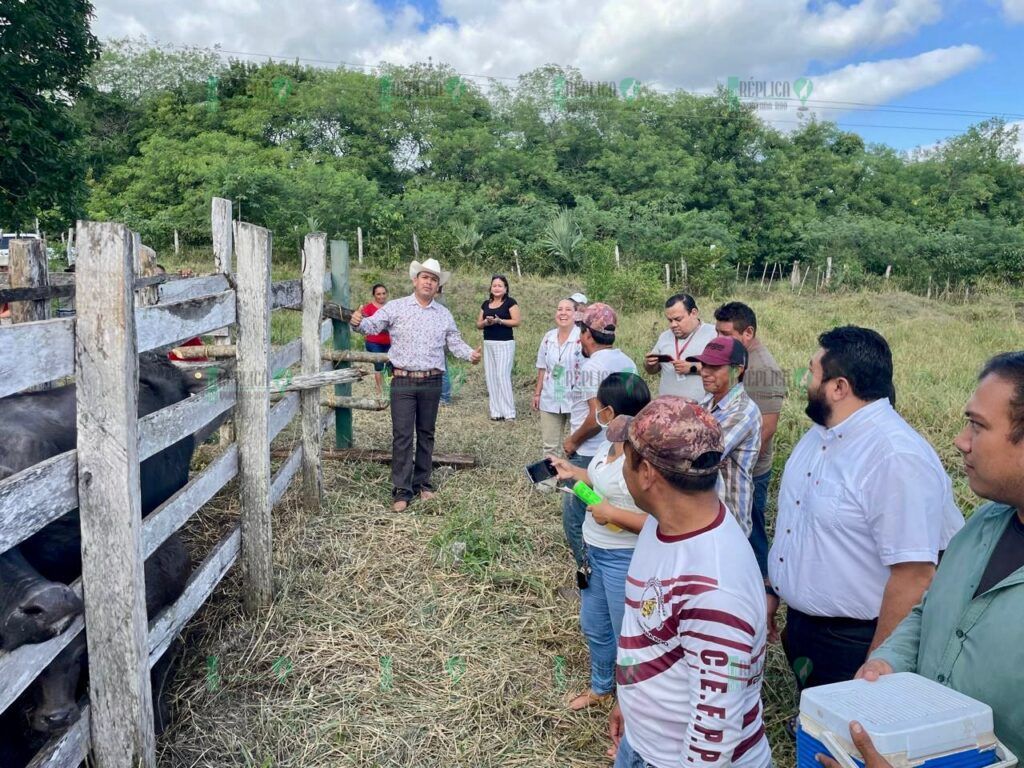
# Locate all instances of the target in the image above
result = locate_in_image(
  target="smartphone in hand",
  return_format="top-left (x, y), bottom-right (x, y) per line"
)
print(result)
top-left (525, 458), bottom-right (556, 484)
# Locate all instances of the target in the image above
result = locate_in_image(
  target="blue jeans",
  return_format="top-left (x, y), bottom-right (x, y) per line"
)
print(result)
top-left (561, 453), bottom-right (593, 568)
top-left (441, 368), bottom-right (452, 403)
top-left (613, 734), bottom-right (658, 768)
top-left (581, 545), bottom-right (633, 694)
top-left (364, 340), bottom-right (390, 372)
top-left (750, 469), bottom-right (772, 579)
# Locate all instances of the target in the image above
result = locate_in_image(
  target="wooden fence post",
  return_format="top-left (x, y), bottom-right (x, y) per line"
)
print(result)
top-left (825, 256), bottom-right (833, 287)
top-left (791, 260), bottom-right (800, 289)
top-left (615, 244), bottom-right (621, 269)
top-left (235, 222), bottom-right (274, 611)
top-left (301, 233), bottom-right (326, 510)
top-left (75, 221), bottom-right (157, 767)
top-left (9, 239), bottom-right (49, 325)
top-left (357, 226), bottom-right (364, 265)
top-left (664, 263), bottom-right (670, 289)
top-left (212, 197), bottom-right (235, 446)
top-left (759, 263), bottom-right (768, 289)
top-left (331, 240), bottom-right (353, 449)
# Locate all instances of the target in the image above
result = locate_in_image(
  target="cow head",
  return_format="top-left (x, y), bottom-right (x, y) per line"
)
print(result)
top-left (29, 634), bottom-right (86, 733)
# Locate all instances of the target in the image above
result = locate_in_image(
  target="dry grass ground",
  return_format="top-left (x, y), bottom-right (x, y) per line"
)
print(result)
top-left (154, 263), bottom-right (1023, 767)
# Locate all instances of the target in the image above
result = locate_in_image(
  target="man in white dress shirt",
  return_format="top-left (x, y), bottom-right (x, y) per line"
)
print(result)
top-left (643, 293), bottom-right (717, 401)
top-left (768, 326), bottom-right (963, 696)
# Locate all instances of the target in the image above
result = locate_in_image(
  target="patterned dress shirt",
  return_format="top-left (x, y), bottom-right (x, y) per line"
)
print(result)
top-left (356, 294), bottom-right (475, 370)
top-left (701, 384), bottom-right (762, 536)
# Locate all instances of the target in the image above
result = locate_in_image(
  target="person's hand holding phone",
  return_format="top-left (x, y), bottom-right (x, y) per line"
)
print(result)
top-left (673, 359), bottom-right (698, 375)
top-left (547, 455), bottom-right (579, 482)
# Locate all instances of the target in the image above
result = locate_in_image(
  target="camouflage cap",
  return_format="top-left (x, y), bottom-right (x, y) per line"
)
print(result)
top-left (606, 396), bottom-right (723, 476)
top-left (579, 302), bottom-right (617, 334)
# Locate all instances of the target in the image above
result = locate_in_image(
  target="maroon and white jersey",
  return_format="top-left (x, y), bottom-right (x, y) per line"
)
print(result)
top-left (616, 504), bottom-right (771, 768)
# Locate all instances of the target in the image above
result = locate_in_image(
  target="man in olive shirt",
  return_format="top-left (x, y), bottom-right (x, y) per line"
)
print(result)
top-left (715, 303), bottom-right (785, 594)
top-left (820, 351), bottom-right (1024, 765)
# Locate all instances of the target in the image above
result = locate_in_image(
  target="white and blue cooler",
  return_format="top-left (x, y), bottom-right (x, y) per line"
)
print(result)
top-left (798, 673), bottom-right (1017, 768)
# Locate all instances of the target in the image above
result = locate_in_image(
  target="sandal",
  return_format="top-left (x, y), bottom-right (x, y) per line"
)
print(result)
top-left (568, 689), bottom-right (614, 711)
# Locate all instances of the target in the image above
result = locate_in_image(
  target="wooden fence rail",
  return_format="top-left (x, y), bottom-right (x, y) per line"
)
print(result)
top-left (0, 208), bottom-right (346, 768)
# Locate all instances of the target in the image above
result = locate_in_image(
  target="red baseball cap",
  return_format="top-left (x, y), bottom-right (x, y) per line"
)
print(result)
top-left (686, 336), bottom-right (747, 367)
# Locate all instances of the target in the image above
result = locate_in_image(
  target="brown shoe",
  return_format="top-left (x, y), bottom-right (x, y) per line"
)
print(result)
top-left (391, 499), bottom-right (410, 512)
top-left (568, 690), bottom-right (613, 711)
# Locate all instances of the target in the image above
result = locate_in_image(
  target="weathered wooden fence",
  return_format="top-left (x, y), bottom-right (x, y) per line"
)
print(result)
top-left (0, 205), bottom-right (377, 767)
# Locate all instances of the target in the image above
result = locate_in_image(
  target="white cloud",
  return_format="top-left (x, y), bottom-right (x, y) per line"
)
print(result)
top-left (91, 0), bottom-right (949, 89)
top-left (1000, 0), bottom-right (1024, 22)
top-left (796, 44), bottom-right (985, 117)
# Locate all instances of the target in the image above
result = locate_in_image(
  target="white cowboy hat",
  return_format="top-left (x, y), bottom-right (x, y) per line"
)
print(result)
top-left (409, 258), bottom-right (451, 286)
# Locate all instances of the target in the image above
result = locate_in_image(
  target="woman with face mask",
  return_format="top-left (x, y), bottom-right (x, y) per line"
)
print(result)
top-left (548, 372), bottom-right (651, 715)
top-left (532, 298), bottom-right (583, 490)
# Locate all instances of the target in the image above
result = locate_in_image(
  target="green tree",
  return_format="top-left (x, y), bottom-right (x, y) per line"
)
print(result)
top-left (0, 0), bottom-right (100, 228)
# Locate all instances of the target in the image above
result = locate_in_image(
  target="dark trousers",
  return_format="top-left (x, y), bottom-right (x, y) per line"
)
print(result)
top-left (390, 374), bottom-right (442, 501)
top-left (782, 607), bottom-right (877, 690)
top-left (749, 470), bottom-right (772, 579)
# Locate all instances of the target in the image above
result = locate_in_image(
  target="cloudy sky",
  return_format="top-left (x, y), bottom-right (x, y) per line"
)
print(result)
top-left (91, 0), bottom-right (1024, 153)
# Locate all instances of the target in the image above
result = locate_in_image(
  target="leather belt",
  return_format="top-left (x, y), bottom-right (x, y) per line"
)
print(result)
top-left (392, 368), bottom-right (443, 379)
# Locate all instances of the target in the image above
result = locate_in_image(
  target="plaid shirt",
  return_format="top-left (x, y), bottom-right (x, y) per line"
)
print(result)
top-left (701, 384), bottom-right (762, 536)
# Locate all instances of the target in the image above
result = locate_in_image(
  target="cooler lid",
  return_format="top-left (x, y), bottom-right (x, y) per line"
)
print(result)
top-left (800, 673), bottom-right (996, 760)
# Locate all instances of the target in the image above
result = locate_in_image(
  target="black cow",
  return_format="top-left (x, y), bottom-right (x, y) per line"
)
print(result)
top-left (0, 353), bottom-right (212, 650)
top-left (0, 353), bottom-right (215, 766)
top-left (0, 532), bottom-right (191, 767)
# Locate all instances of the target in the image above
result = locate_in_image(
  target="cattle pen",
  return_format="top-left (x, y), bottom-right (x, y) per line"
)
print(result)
top-left (0, 199), bottom-right (387, 768)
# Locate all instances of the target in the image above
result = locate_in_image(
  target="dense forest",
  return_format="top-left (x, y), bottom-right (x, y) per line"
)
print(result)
top-left (5, 27), bottom-right (1024, 294)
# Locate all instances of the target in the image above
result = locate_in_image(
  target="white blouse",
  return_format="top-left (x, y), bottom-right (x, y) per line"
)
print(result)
top-left (583, 440), bottom-right (644, 550)
top-left (534, 326), bottom-right (582, 414)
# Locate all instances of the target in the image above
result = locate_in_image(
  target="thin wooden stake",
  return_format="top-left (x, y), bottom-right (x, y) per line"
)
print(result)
top-left (514, 249), bottom-right (522, 278)
top-left (744, 263), bottom-right (751, 285)
top-left (173, 229), bottom-right (180, 257)
top-left (615, 244), bottom-right (621, 269)
top-left (301, 233), bottom-right (326, 512)
top-left (825, 256), bottom-right (833, 287)
top-left (357, 226), bottom-right (364, 265)
top-left (759, 263), bottom-right (768, 289)
top-left (211, 197), bottom-right (235, 445)
top-left (664, 263), bottom-right (670, 289)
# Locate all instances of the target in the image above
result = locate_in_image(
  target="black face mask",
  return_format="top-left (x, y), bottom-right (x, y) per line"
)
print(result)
top-left (805, 385), bottom-right (832, 427)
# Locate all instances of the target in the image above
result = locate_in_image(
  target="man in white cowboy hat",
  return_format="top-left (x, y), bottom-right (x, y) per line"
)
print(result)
top-left (350, 258), bottom-right (481, 512)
